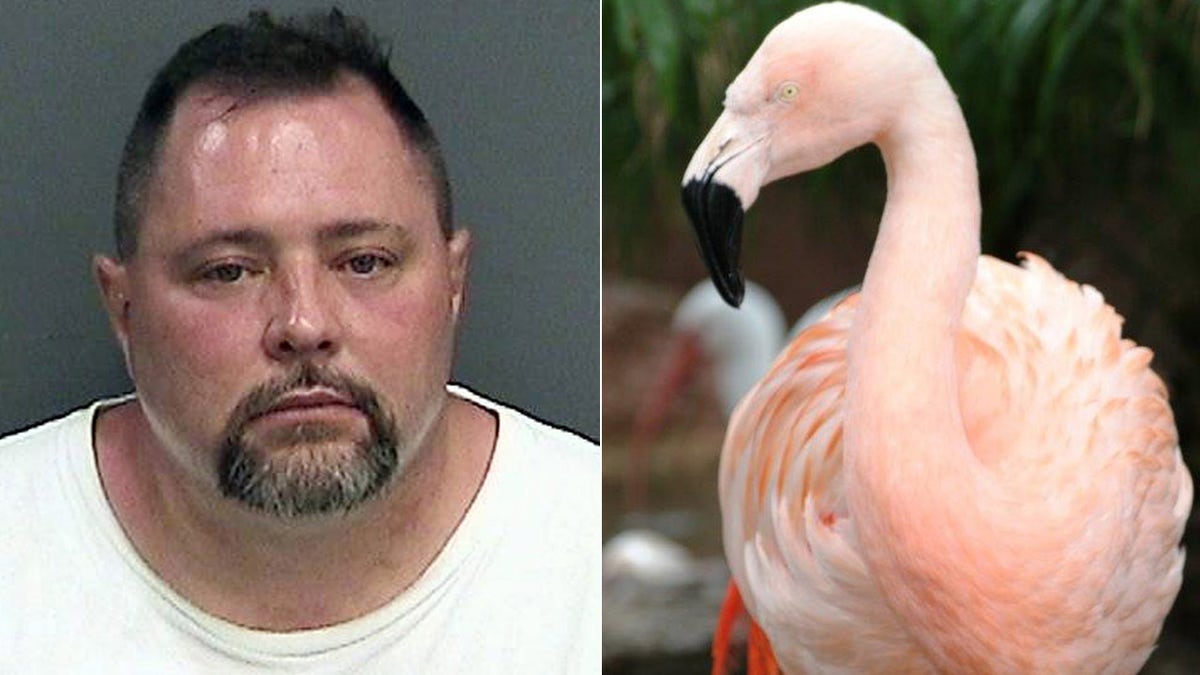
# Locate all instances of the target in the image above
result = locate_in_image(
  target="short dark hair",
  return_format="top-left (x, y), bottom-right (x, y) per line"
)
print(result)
top-left (113, 8), bottom-right (453, 260)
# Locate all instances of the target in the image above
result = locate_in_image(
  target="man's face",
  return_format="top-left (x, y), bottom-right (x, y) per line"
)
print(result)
top-left (96, 77), bottom-right (469, 517)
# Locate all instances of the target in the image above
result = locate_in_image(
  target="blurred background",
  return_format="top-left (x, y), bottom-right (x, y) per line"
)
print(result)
top-left (602, 0), bottom-right (1199, 671)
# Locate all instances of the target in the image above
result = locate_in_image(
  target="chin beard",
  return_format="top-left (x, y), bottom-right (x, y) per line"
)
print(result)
top-left (216, 364), bottom-right (400, 518)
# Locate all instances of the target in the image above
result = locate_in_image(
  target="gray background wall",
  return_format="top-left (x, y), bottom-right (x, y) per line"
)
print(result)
top-left (0, 2), bottom-right (598, 438)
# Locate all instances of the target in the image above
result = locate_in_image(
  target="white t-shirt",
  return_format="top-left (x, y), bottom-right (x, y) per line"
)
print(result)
top-left (0, 386), bottom-right (600, 673)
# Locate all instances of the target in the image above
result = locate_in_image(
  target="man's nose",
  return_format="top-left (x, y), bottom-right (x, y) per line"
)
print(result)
top-left (263, 268), bottom-right (342, 361)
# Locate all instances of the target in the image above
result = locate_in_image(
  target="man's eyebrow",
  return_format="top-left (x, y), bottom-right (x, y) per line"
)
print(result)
top-left (167, 220), bottom-right (407, 265)
top-left (318, 219), bottom-right (400, 243)
top-left (170, 229), bottom-right (272, 264)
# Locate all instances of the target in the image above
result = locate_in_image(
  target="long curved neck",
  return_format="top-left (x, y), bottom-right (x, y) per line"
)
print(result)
top-left (843, 74), bottom-right (1029, 669)
top-left (846, 75), bottom-right (980, 482)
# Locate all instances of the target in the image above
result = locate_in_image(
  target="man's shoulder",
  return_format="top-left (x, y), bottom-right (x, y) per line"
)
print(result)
top-left (0, 398), bottom-right (120, 524)
top-left (0, 402), bottom-right (104, 592)
top-left (0, 403), bottom-right (161, 667)
top-left (449, 383), bottom-right (597, 458)
top-left (0, 405), bottom-right (91, 468)
top-left (449, 384), bottom-right (598, 514)
top-left (507, 406), bottom-right (598, 465)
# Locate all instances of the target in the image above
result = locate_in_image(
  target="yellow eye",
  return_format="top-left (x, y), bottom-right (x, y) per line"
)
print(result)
top-left (777, 82), bottom-right (800, 102)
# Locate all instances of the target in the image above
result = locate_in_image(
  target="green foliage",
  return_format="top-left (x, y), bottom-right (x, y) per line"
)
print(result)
top-left (603, 0), bottom-right (1200, 254)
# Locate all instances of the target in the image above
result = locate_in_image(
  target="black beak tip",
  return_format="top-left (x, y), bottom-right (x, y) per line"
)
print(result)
top-left (681, 177), bottom-right (746, 308)
top-left (722, 273), bottom-right (745, 307)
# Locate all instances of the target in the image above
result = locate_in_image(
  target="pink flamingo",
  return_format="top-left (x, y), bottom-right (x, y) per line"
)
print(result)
top-left (680, 3), bottom-right (1193, 673)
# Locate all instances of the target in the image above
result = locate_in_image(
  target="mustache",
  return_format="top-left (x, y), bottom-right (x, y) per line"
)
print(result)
top-left (217, 362), bottom-right (400, 517)
top-left (225, 362), bottom-right (382, 433)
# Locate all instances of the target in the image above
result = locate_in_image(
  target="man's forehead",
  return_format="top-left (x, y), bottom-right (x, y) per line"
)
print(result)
top-left (165, 76), bottom-right (412, 163)
top-left (149, 77), bottom-right (435, 209)
top-left (134, 75), bottom-right (442, 254)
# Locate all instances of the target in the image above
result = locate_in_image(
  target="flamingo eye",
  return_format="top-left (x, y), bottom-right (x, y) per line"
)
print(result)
top-left (777, 82), bottom-right (800, 102)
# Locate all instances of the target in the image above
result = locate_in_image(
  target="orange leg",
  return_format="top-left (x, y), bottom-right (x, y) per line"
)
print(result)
top-left (711, 581), bottom-right (745, 675)
top-left (748, 617), bottom-right (782, 675)
top-left (712, 581), bottom-right (782, 675)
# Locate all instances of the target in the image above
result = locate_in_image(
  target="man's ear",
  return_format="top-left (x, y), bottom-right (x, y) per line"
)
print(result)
top-left (446, 228), bottom-right (471, 321)
top-left (93, 255), bottom-right (132, 370)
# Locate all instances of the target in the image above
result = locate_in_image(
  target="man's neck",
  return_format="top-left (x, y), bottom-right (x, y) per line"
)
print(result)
top-left (93, 393), bottom-right (498, 631)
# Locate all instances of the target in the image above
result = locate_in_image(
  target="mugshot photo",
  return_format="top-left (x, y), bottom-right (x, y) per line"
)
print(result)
top-left (0, 2), bottom-right (599, 671)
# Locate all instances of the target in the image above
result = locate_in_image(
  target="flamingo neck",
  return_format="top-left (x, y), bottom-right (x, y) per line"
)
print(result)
top-left (843, 74), bottom-right (1013, 668)
top-left (847, 76), bottom-right (980, 466)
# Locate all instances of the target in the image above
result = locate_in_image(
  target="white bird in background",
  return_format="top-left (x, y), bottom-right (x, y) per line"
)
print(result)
top-left (679, 3), bottom-right (1192, 673)
top-left (656, 280), bottom-right (788, 418)
top-left (626, 280), bottom-right (786, 509)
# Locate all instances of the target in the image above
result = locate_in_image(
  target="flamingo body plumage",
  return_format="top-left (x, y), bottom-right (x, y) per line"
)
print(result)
top-left (681, 3), bottom-right (1192, 673)
top-left (725, 255), bottom-right (1188, 673)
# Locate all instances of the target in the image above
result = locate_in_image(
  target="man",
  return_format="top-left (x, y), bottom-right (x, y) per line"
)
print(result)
top-left (0, 10), bottom-right (598, 672)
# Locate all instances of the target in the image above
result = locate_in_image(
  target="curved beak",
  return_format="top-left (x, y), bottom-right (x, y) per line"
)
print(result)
top-left (681, 111), bottom-right (769, 307)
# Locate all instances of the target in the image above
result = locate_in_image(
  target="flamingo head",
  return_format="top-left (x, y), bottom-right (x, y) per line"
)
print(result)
top-left (681, 2), bottom-right (935, 305)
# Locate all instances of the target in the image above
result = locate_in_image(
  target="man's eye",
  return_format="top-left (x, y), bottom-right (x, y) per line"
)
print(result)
top-left (200, 263), bottom-right (248, 283)
top-left (343, 254), bottom-right (393, 276)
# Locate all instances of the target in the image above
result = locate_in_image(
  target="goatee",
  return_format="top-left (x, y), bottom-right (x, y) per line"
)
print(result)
top-left (216, 363), bottom-right (399, 518)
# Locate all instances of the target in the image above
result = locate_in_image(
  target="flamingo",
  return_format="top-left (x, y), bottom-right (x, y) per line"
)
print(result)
top-left (680, 3), bottom-right (1193, 673)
